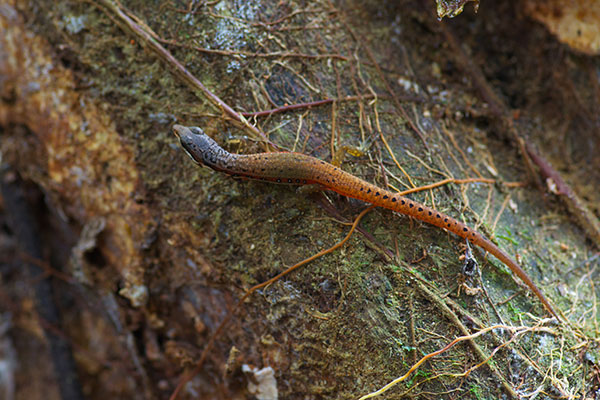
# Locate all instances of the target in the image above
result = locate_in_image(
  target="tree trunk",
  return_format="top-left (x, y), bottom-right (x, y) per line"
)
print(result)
top-left (1, 1), bottom-right (598, 399)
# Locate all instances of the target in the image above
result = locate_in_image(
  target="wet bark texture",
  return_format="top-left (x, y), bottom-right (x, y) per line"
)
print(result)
top-left (1, 1), bottom-right (599, 399)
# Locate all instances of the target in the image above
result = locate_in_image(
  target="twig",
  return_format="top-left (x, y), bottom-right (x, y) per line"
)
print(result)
top-left (168, 206), bottom-right (376, 400)
top-left (91, 0), bottom-right (278, 149)
top-left (337, 7), bottom-right (430, 149)
top-left (441, 21), bottom-right (600, 249)
top-left (412, 278), bottom-right (521, 398)
top-left (242, 98), bottom-right (334, 118)
top-left (397, 177), bottom-right (494, 196)
top-left (159, 38), bottom-right (349, 61)
top-left (525, 143), bottom-right (600, 248)
top-left (358, 322), bottom-right (548, 399)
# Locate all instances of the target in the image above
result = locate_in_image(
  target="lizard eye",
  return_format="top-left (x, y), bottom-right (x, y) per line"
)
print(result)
top-left (189, 127), bottom-right (204, 136)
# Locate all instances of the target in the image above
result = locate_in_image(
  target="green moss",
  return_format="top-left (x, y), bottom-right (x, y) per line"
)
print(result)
top-left (23, 0), bottom-right (597, 398)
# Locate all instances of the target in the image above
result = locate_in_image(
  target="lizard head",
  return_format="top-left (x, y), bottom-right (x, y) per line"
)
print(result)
top-left (172, 125), bottom-right (225, 167)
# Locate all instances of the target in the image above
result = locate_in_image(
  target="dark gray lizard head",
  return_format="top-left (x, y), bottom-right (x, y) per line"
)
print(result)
top-left (172, 125), bottom-right (229, 168)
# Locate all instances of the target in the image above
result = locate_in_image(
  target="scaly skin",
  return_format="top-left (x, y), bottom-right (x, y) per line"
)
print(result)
top-left (173, 124), bottom-right (559, 320)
